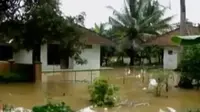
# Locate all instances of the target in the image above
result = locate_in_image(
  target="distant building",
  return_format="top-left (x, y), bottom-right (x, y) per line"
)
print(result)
top-left (144, 22), bottom-right (200, 69)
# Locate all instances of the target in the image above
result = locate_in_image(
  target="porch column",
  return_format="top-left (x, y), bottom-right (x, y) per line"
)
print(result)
top-left (34, 61), bottom-right (42, 82)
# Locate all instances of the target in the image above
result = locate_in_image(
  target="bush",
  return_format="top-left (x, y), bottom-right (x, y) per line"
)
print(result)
top-left (88, 78), bottom-right (119, 107)
top-left (0, 72), bottom-right (29, 83)
top-left (186, 109), bottom-right (200, 112)
top-left (32, 102), bottom-right (74, 112)
top-left (178, 44), bottom-right (200, 89)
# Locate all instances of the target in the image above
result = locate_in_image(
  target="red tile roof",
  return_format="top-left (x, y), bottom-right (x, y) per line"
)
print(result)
top-left (78, 26), bottom-right (114, 46)
top-left (144, 26), bottom-right (200, 47)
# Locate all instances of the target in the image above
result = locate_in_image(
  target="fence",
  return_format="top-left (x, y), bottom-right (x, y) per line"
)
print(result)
top-left (42, 68), bottom-right (113, 83)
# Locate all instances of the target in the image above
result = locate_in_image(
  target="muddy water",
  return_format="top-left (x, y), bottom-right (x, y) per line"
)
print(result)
top-left (0, 68), bottom-right (199, 112)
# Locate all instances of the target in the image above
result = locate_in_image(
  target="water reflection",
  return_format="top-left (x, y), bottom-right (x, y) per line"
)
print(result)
top-left (0, 68), bottom-right (199, 112)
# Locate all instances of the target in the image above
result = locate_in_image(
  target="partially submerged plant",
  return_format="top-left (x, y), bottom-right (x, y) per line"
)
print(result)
top-left (32, 102), bottom-right (74, 112)
top-left (186, 109), bottom-right (200, 112)
top-left (150, 70), bottom-right (171, 97)
top-left (3, 104), bottom-right (14, 112)
top-left (88, 78), bottom-right (119, 107)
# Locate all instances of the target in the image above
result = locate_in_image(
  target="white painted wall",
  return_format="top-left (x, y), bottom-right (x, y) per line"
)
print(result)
top-left (73, 44), bottom-right (100, 70)
top-left (163, 47), bottom-right (180, 70)
top-left (41, 44), bottom-right (61, 72)
top-left (13, 44), bottom-right (101, 72)
top-left (13, 49), bottom-right (32, 64)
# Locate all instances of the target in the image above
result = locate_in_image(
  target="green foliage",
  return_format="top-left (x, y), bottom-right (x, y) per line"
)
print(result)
top-left (0, 0), bottom-right (86, 64)
top-left (109, 60), bottom-right (128, 67)
top-left (108, 0), bottom-right (173, 65)
top-left (186, 109), bottom-right (200, 112)
top-left (32, 102), bottom-right (74, 112)
top-left (151, 70), bottom-right (171, 97)
top-left (92, 23), bottom-right (116, 66)
top-left (88, 78), bottom-right (119, 107)
top-left (2, 104), bottom-right (14, 112)
top-left (0, 72), bottom-right (29, 82)
top-left (179, 44), bottom-right (200, 81)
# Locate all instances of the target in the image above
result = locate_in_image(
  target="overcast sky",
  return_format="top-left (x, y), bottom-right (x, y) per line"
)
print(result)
top-left (60, 0), bottom-right (199, 28)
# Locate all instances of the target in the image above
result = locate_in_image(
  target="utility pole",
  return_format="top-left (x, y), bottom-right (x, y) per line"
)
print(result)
top-left (180, 0), bottom-right (186, 35)
top-left (178, 0), bottom-right (186, 67)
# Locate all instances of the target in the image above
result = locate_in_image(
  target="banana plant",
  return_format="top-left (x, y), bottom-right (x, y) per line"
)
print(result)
top-left (171, 35), bottom-right (200, 45)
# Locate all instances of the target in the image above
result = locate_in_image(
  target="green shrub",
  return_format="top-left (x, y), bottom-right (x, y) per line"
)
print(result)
top-left (32, 102), bottom-right (74, 112)
top-left (186, 109), bottom-right (200, 112)
top-left (3, 104), bottom-right (14, 111)
top-left (88, 78), bottom-right (119, 107)
top-left (0, 72), bottom-right (28, 82)
top-left (178, 44), bottom-right (200, 89)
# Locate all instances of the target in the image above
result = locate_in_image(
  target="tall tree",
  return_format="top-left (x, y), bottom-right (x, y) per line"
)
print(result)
top-left (0, 0), bottom-right (85, 63)
top-left (108, 0), bottom-right (173, 65)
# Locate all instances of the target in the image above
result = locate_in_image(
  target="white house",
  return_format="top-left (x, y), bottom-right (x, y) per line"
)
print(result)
top-left (145, 22), bottom-right (200, 70)
top-left (12, 27), bottom-right (113, 82)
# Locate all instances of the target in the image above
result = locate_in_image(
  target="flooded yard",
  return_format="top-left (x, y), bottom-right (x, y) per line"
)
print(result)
top-left (0, 67), bottom-right (200, 111)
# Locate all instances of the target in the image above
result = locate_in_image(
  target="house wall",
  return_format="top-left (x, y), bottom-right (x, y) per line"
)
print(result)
top-left (13, 50), bottom-right (32, 64)
top-left (73, 44), bottom-right (100, 70)
top-left (163, 47), bottom-right (180, 70)
top-left (13, 44), bottom-right (101, 72)
top-left (41, 44), bottom-right (61, 72)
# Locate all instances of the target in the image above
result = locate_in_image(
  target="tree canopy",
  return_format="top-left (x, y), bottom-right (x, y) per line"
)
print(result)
top-left (108, 0), bottom-right (173, 65)
top-left (0, 0), bottom-right (86, 63)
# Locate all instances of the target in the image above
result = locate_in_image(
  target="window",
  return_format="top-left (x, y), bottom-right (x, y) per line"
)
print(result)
top-left (168, 50), bottom-right (173, 55)
top-left (0, 45), bottom-right (13, 61)
top-left (85, 45), bottom-right (92, 49)
top-left (47, 44), bottom-right (60, 65)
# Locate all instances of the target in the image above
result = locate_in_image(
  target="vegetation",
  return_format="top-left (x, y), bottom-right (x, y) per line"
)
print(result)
top-left (178, 44), bottom-right (200, 89)
top-left (0, 72), bottom-right (28, 83)
top-left (0, 0), bottom-right (86, 64)
top-left (108, 0), bottom-right (173, 66)
top-left (186, 109), bottom-right (200, 112)
top-left (150, 69), bottom-right (171, 97)
top-left (1, 102), bottom-right (73, 112)
top-left (92, 23), bottom-right (115, 66)
top-left (88, 78), bottom-right (119, 107)
top-left (32, 102), bottom-right (74, 112)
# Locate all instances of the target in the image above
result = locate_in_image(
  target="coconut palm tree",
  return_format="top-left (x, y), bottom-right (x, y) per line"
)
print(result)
top-left (108, 0), bottom-right (173, 65)
top-left (92, 23), bottom-right (108, 36)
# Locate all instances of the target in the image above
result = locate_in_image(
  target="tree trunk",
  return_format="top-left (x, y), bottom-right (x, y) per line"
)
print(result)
top-left (147, 56), bottom-right (152, 65)
top-left (121, 55), bottom-right (124, 63)
top-left (129, 56), bottom-right (134, 66)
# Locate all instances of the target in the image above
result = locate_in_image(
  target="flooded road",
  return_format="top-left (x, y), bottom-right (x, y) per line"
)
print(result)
top-left (0, 68), bottom-right (200, 111)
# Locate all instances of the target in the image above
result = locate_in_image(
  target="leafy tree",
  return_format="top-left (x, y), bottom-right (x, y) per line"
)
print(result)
top-left (141, 46), bottom-right (163, 65)
top-left (0, 0), bottom-right (86, 64)
top-left (178, 44), bottom-right (200, 89)
top-left (108, 0), bottom-right (173, 65)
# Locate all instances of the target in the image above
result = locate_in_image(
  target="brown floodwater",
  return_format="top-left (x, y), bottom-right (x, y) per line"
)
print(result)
top-left (0, 68), bottom-right (200, 112)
